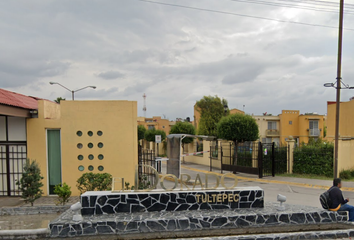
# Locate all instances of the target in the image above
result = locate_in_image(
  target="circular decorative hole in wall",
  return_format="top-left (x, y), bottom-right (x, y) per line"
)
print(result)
top-left (78, 165), bottom-right (84, 171)
top-left (78, 155), bottom-right (84, 160)
top-left (97, 131), bottom-right (103, 136)
top-left (98, 166), bottom-right (104, 171)
top-left (88, 131), bottom-right (93, 136)
top-left (88, 165), bottom-right (94, 171)
top-left (98, 142), bottom-right (104, 148)
top-left (88, 143), bottom-right (93, 148)
top-left (98, 154), bottom-right (104, 160)
top-left (88, 154), bottom-right (94, 160)
top-left (77, 131), bottom-right (82, 136)
top-left (77, 143), bottom-right (83, 149)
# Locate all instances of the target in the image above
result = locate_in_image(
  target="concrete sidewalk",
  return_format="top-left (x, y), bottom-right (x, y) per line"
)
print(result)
top-left (0, 196), bottom-right (79, 208)
top-left (176, 162), bottom-right (354, 191)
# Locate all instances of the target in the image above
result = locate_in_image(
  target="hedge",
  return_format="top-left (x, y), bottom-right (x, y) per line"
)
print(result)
top-left (293, 143), bottom-right (333, 177)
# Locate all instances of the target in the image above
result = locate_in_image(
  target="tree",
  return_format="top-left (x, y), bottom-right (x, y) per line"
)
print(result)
top-left (16, 159), bottom-right (44, 206)
top-left (196, 95), bottom-right (229, 137)
top-left (144, 128), bottom-right (166, 142)
top-left (217, 114), bottom-right (259, 165)
top-left (138, 125), bottom-right (146, 141)
top-left (170, 122), bottom-right (196, 144)
top-left (54, 97), bottom-right (66, 103)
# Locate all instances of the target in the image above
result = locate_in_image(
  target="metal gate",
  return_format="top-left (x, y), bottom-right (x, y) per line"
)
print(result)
top-left (259, 142), bottom-right (275, 178)
top-left (220, 141), bottom-right (260, 176)
top-left (137, 145), bottom-right (158, 189)
top-left (0, 143), bottom-right (27, 196)
top-left (220, 142), bottom-right (286, 178)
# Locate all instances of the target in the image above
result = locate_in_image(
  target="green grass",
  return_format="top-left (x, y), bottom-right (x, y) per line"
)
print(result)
top-left (277, 173), bottom-right (333, 181)
top-left (277, 173), bottom-right (354, 182)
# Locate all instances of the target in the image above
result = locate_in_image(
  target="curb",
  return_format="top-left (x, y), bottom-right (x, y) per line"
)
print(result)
top-left (0, 228), bottom-right (49, 239)
top-left (180, 165), bottom-right (354, 192)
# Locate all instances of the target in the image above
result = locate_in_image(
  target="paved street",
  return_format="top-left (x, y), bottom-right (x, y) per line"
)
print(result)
top-left (158, 162), bottom-right (354, 208)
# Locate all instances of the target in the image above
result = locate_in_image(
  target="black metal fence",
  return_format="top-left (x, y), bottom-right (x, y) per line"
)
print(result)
top-left (137, 145), bottom-right (159, 189)
top-left (0, 143), bottom-right (27, 196)
top-left (219, 141), bottom-right (287, 178)
top-left (220, 142), bottom-right (260, 175)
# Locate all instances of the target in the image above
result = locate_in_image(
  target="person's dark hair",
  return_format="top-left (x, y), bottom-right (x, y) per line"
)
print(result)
top-left (333, 178), bottom-right (342, 186)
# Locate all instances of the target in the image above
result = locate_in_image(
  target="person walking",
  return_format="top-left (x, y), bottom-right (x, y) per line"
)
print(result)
top-left (329, 178), bottom-right (354, 222)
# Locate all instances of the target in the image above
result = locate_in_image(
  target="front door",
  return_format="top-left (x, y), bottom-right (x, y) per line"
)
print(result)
top-left (47, 129), bottom-right (62, 194)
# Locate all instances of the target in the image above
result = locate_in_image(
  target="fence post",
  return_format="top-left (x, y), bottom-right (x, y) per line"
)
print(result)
top-left (258, 142), bottom-right (263, 178)
top-left (210, 145), bottom-right (212, 172)
top-left (229, 142), bottom-right (232, 166)
top-left (220, 145), bottom-right (223, 174)
top-left (272, 142), bottom-right (275, 177)
top-left (286, 140), bottom-right (295, 174)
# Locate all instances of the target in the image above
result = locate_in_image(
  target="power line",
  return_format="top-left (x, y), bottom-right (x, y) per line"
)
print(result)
top-left (230, 0), bottom-right (354, 14)
top-left (275, 0), bottom-right (354, 8)
top-left (137, 0), bottom-right (354, 31)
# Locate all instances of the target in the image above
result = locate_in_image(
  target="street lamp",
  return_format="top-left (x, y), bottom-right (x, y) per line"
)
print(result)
top-left (49, 82), bottom-right (96, 100)
top-left (323, 0), bottom-right (346, 179)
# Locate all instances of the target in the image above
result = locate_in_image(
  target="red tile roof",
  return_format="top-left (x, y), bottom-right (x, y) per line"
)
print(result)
top-left (0, 88), bottom-right (39, 110)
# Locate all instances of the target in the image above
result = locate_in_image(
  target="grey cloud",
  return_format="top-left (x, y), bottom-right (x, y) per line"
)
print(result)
top-left (97, 71), bottom-right (125, 80)
top-left (0, 60), bottom-right (70, 87)
top-left (222, 65), bottom-right (265, 85)
top-left (1, 0), bottom-right (354, 119)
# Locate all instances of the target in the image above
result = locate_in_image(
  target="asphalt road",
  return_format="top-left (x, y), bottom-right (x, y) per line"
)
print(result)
top-left (157, 162), bottom-right (354, 208)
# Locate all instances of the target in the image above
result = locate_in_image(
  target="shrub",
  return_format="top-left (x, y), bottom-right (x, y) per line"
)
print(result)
top-left (54, 182), bottom-right (72, 205)
top-left (293, 142), bottom-right (333, 177)
top-left (77, 173), bottom-right (112, 194)
top-left (16, 159), bottom-right (44, 206)
top-left (340, 170), bottom-right (352, 180)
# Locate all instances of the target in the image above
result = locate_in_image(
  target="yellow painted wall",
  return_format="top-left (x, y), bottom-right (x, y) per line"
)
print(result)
top-left (327, 100), bottom-right (354, 175)
top-left (230, 109), bottom-right (245, 115)
top-left (253, 115), bottom-right (280, 142)
top-left (298, 115), bottom-right (324, 143)
top-left (184, 140), bottom-right (220, 168)
top-left (338, 139), bottom-right (354, 174)
top-left (27, 100), bottom-right (137, 196)
top-left (327, 100), bottom-right (354, 141)
top-left (137, 116), bottom-right (172, 135)
top-left (279, 110), bottom-right (325, 144)
top-left (279, 110), bottom-right (300, 144)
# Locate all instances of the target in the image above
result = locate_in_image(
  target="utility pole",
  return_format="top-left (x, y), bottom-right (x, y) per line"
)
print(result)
top-left (334, 0), bottom-right (344, 178)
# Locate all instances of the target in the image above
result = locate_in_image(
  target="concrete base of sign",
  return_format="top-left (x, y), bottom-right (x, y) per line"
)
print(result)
top-left (80, 187), bottom-right (264, 215)
top-left (49, 202), bottom-right (350, 238)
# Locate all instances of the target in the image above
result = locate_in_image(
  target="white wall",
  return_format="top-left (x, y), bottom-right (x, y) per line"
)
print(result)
top-left (8, 117), bottom-right (26, 141)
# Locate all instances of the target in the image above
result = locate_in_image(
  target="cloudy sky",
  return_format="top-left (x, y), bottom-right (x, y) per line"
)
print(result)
top-left (1, 0), bottom-right (354, 119)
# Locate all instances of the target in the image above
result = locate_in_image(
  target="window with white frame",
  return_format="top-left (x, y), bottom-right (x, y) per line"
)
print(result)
top-left (268, 121), bottom-right (277, 130)
top-left (309, 120), bottom-right (319, 136)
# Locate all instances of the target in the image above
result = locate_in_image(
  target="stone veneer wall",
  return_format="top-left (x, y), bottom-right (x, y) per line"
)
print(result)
top-left (50, 202), bottom-right (349, 238)
top-left (80, 187), bottom-right (264, 215)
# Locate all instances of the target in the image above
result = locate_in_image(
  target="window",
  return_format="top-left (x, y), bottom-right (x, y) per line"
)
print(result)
top-left (268, 121), bottom-right (277, 130)
top-left (289, 121), bottom-right (292, 125)
top-left (262, 138), bottom-right (272, 143)
top-left (309, 120), bottom-right (319, 130)
top-left (309, 120), bottom-right (319, 136)
top-left (148, 125), bottom-right (155, 130)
